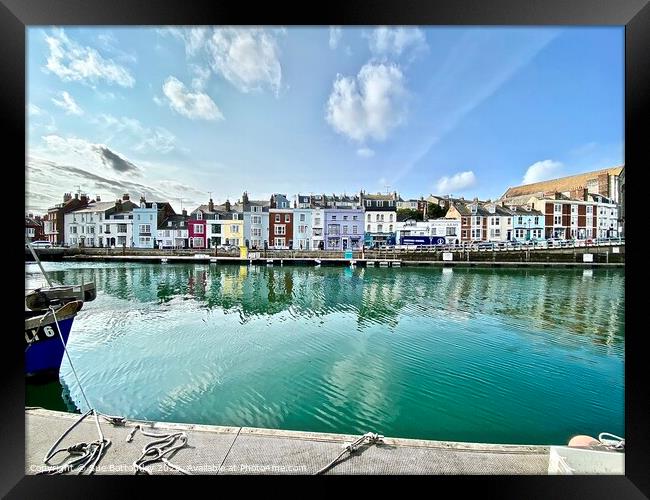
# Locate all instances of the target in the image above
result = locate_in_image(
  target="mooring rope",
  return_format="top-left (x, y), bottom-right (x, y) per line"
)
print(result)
top-left (36, 306), bottom-right (125, 475)
top-left (598, 432), bottom-right (625, 450)
top-left (126, 425), bottom-right (192, 475)
top-left (314, 432), bottom-right (384, 475)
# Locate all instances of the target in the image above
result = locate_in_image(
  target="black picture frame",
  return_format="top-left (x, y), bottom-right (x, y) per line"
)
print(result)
top-left (3, 0), bottom-right (646, 497)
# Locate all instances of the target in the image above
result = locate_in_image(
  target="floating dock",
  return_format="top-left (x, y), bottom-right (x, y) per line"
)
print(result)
top-left (26, 408), bottom-right (552, 475)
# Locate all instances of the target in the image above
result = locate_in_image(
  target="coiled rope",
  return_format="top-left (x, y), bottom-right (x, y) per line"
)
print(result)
top-left (598, 432), bottom-right (625, 450)
top-left (126, 425), bottom-right (192, 475)
top-left (36, 306), bottom-right (125, 475)
top-left (314, 432), bottom-right (384, 475)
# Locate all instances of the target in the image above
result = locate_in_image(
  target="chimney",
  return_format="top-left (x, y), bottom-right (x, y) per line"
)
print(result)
top-left (208, 198), bottom-right (214, 212)
top-left (74, 193), bottom-right (79, 200)
top-left (122, 193), bottom-right (130, 201)
top-left (63, 193), bottom-right (72, 203)
top-left (140, 195), bottom-right (146, 204)
top-left (115, 199), bottom-right (122, 212)
top-left (270, 195), bottom-right (276, 209)
top-left (225, 199), bottom-right (231, 212)
top-left (80, 194), bottom-right (89, 204)
top-left (182, 209), bottom-right (187, 217)
top-left (96, 194), bottom-right (101, 202)
top-left (242, 191), bottom-right (249, 205)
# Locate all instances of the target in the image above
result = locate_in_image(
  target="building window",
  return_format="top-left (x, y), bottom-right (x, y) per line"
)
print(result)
top-left (252, 228), bottom-right (261, 237)
top-left (315, 217), bottom-right (321, 225)
top-left (352, 226), bottom-right (357, 234)
top-left (353, 215), bottom-right (358, 221)
top-left (195, 224), bottom-right (204, 234)
top-left (534, 217), bottom-right (539, 225)
top-left (275, 214), bottom-right (280, 222)
top-left (389, 214), bottom-right (394, 222)
top-left (389, 225), bottom-right (393, 232)
top-left (275, 225), bottom-right (286, 235)
top-left (197, 212), bottom-right (203, 220)
top-left (474, 217), bottom-right (481, 225)
top-left (571, 205), bottom-right (577, 214)
top-left (377, 224), bottom-right (383, 233)
top-left (140, 224), bottom-right (151, 234)
top-left (332, 215), bottom-right (337, 221)
top-left (446, 226), bottom-right (456, 236)
top-left (343, 225), bottom-right (348, 235)
top-left (377, 200), bottom-right (383, 207)
top-left (471, 229), bottom-right (481, 239)
top-left (517, 216), bottom-right (523, 225)
top-left (231, 225), bottom-right (240, 233)
top-left (192, 237), bottom-right (204, 247)
top-left (366, 200), bottom-right (371, 207)
top-left (367, 214), bottom-right (372, 222)
top-left (300, 213), bottom-right (306, 222)
top-left (586, 206), bottom-right (593, 214)
top-left (554, 203), bottom-right (562, 213)
top-left (462, 230), bottom-right (468, 238)
top-left (285, 214), bottom-right (290, 222)
top-left (274, 237), bottom-right (285, 247)
top-left (367, 224), bottom-right (371, 231)
top-left (462, 217), bottom-right (468, 225)
top-left (554, 215), bottom-right (562, 225)
top-left (252, 216), bottom-right (261, 224)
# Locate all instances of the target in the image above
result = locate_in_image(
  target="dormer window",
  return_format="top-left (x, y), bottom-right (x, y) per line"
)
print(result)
top-left (197, 212), bottom-right (203, 220)
top-left (168, 221), bottom-right (172, 227)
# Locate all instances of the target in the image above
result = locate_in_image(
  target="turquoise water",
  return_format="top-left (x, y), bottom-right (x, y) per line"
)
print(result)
top-left (25, 262), bottom-right (624, 445)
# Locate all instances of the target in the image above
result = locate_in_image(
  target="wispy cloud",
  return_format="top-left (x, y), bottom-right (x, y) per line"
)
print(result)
top-left (329, 27), bottom-right (342, 50)
top-left (357, 147), bottom-right (375, 158)
top-left (51, 91), bottom-right (84, 115)
top-left (326, 62), bottom-right (408, 143)
top-left (522, 160), bottom-right (563, 184)
top-left (93, 114), bottom-right (177, 154)
top-left (367, 27), bottom-right (428, 60)
top-left (43, 28), bottom-right (135, 87)
top-left (162, 76), bottom-right (224, 121)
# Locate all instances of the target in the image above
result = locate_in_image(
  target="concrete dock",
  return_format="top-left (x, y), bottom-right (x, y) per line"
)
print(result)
top-left (26, 408), bottom-right (551, 475)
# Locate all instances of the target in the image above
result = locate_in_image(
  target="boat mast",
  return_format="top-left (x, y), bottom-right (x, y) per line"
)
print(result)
top-left (25, 238), bottom-right (53, 287)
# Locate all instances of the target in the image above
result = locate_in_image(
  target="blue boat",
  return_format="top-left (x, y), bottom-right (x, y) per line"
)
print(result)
top-left (24, 281), bottom-right (96, 381)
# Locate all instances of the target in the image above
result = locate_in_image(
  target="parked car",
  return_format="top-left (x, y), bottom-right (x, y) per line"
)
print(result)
top-left (27, 240), bottom-right (52, 248)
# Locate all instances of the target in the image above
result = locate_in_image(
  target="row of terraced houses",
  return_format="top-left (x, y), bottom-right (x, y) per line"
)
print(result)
top-left (31, 166), bottom-right (624, 250)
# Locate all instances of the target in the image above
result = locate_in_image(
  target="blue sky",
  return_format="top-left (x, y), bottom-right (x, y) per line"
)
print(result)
top-left (26, 26), bottom-right (623, 214)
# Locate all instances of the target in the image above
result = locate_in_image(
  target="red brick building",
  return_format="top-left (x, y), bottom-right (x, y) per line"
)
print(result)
top-left (44, 192), bottom-right (90, 245)
top-left (269, 209), bottom-right (293, 249)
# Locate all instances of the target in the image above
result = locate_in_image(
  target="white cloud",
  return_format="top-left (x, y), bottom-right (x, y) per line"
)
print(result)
top-left (43, 28), bottom-right (135, 88)
top-left (522, 160), bottom-right (563, 184)
top-left (436, 171), bottom-right (477, 193)
top-left (27, 104), bottom-right (42, 116)
top-left (160, 27), bottom-right (210, 57)
top-left (326, 62), bottom-right (407, 143)
top-left (368, 27), bottom-right (428, 58)
top-left (329, 27), bottom-right (342, 49)
top-left (190, 64), bottom-right (211, 90)
top-left (162, 76), bottom-right (224, 121)
top-left (357, 147), bottom-right (375, 158)
top-left (51, 91), bottom-right (84, 115)
top-left (93, 114), bottom-right (177, 154)
top-left (207, 28), bottom-right (282, 94)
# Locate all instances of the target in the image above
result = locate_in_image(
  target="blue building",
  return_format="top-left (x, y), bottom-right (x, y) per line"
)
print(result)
top-left (323, 208), bottom-right (364, 251)
top-left (508, 206), bottom-right (545, 241)
top-left (132, 197), bottom-right (175, 248)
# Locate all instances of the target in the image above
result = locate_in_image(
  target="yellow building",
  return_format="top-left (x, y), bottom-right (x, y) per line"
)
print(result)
top-left (223, 219), bottom-right (244, 246)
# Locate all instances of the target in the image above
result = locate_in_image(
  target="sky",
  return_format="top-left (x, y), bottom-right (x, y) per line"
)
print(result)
top-left (26, 26), bottom-right (624, 215)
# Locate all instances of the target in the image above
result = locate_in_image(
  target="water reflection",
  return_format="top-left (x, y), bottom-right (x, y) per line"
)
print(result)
top-left (29, 263), bottom-right (624, 349)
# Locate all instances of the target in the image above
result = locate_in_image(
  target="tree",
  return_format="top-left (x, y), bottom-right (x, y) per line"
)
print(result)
top-left (427, 203), bottom-right (448, 219)
top-left (397, 209), bottom-right (422, 222)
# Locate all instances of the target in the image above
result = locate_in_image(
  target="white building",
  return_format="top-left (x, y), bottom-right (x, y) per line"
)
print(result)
top-left (395, 218), bottom-right (460, 245)
top-left (311, 208), bottom-right (324, 250)
top-left (103, 211), bottom-right (134, 248)
top-left (64, 198), bottom-right (137, 247)
top-left (158, 214), bottom-right (189, 249)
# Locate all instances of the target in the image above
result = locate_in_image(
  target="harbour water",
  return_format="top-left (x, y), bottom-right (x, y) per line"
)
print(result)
top-left (25, 262), bottom-right (624, 445)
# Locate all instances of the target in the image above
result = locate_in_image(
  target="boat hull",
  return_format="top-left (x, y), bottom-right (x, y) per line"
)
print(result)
top-left (25, 301), bottom-right (82, 380)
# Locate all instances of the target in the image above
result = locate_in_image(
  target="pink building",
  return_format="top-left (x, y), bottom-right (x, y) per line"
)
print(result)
top-left (188, 218), bottom-right (207, 248)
